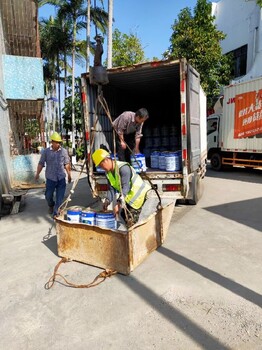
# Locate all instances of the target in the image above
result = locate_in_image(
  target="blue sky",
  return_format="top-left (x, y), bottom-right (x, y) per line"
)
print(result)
top-left (110, 0), bottom-right (199, 59)
top-left (39, 0), bottom-right (201, 61)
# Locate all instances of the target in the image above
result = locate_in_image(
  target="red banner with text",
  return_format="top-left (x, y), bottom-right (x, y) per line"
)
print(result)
top-left (234, 90), bottom-right (262, 138)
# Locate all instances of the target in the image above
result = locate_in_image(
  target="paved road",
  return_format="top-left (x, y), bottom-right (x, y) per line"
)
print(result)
top-left (0, 166), bottom-right (261, 350)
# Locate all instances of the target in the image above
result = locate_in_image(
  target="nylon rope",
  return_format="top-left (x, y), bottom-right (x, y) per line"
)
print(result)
top-left (45, 257), bottom-right (117, 289)
top-left (58, 161), bottom-right (86, 215)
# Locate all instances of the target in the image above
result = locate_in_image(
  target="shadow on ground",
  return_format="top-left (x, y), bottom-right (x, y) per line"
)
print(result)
top-left (203, 197), bottom-right (262, 232)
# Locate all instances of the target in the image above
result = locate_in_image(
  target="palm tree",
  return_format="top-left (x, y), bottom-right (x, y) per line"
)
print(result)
top-left (38, 0), bottom-right (108, 162)
top-left (40, 17), bottom-right (62, 134)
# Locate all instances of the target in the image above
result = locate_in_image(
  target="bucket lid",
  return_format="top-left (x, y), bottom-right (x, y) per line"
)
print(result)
top-left (96, 210), bottom-right (115, 217)
top-left (131, 153), bottom-right (144, 158)
top-left (67, 206), bottom-right (82, 213)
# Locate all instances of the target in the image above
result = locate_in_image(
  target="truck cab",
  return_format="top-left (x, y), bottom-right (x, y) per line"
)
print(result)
top-left (207, 114), bottom-right (222, 170)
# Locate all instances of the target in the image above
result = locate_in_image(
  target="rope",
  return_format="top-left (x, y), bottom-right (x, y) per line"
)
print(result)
top-left (45, 257), bottom-right (117, 289)
top-left (95, 91), bottom-right (134, 225)
top-left (58, 161), bottom-right (86, 214)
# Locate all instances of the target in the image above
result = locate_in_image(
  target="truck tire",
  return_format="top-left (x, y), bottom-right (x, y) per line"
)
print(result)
top-left (211, 153), bottom-right (222, 171)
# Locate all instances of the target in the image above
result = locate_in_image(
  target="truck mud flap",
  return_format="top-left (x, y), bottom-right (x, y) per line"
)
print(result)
top-left (176, 172), bottom-right (204, 205)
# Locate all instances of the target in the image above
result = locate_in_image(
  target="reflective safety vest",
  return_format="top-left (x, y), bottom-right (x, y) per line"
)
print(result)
top-left (106, 161), bottom-right (151, 210)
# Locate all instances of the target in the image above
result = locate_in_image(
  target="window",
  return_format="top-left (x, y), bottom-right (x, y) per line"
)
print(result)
top-left (227, 45), bottom-right (247, 78)
top-left (207, 118), bottom-right (218, 135)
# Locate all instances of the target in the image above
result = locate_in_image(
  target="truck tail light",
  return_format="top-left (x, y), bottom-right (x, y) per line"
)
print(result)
top-left (81, 92), bottom-right (87, 102)
top-left (96, 184), bottom-right (109, 191)
top-left (162, 184), bottom-right (181, 192)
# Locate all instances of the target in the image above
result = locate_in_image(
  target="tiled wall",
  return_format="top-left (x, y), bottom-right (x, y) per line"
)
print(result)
top-left (2, 55), bottom-right (44, 100)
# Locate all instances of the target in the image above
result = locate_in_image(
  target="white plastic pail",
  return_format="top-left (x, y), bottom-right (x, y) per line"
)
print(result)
top-left (165, 152), bottom-right (181, 171)
top-left (131, 154), bottom-right (147, 173)
top-left (150, 151), bottom-right (160, 168)
top-left (67, 207), bottom-right (82, 223)
top-left (96, 211), bottom-right (116, 229)
top-left (159, 152), bottom-right (167, 170)
top-left (81, 209), bottom-right (96, 225)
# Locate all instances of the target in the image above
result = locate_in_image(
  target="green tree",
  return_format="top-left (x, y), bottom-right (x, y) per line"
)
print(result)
top-left (39, 15), bottom-right (73, 93)
top-left (62, 83), bottom-right (82, 134)
top-left (38, 0), bottom-right (108, 156)
top-left (112, 28), bottom-right (146, 67)
top-left (165, 0), bottom-right (233, 105)
top-left (39, 16), bottom-right (66, 133)
top-left (257, 0), bottom-right (262, 7)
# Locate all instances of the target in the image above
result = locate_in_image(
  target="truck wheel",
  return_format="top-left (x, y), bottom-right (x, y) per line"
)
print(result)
top-left (211, 153), bottom-right (222, 171)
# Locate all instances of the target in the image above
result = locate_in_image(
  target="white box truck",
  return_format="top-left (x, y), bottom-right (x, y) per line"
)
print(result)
top-left (207, 77), bottom-right (262, 170)
top-left (81, 59), bottom-right (207, 204)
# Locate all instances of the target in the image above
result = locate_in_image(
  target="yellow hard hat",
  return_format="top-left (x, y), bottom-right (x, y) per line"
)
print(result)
top-left (50, 132), bottom-right (62, 142)
top-left (92, 149), bottom-right (110, 167)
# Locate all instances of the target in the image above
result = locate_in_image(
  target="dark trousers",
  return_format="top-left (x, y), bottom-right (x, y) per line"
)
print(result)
top-left (117, 132), bottom-right (135, 163)
top-left (45, 178), bottom-right (66, 215)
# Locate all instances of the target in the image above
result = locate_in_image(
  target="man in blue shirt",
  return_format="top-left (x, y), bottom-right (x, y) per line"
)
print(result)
top-left (35, 132), bottom-right (71, 217)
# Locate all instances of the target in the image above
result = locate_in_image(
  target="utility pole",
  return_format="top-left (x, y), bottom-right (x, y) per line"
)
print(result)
top-left (107, 0), bottom-right (113, 68)
top-left (71, 20), bottom-right (77, 165)
top-left (86, 0), bottom-right (91, 72)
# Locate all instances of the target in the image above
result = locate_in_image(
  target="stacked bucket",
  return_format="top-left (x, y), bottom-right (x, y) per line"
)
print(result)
top-left (66, 206), bottom-right (116, 229)
top-left (150, 150), bottom-right (182, 171)
top-left (143, 125), bottom-right (182, 171)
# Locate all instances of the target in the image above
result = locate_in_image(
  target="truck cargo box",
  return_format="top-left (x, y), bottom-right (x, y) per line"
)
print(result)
top-left (207, 76), bottom-right (262, 170)
top-left (81, 59), bottom-right (207, 204)
top-left (221, 77), bottom-right (262, 152)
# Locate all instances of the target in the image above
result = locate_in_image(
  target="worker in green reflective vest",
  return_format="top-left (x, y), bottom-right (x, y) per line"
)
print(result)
top-left (92, 149), bottom-right (151, 227)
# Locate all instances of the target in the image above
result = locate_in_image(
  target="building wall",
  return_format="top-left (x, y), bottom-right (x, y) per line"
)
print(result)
top-left (212, 0), bottom-right (262, 78)
top-left (2, 55), bottom-right (44, 100)
top-left (0, 12), bottom-right (11, 194)
top-left (0, 0), bottom-right (45, 190)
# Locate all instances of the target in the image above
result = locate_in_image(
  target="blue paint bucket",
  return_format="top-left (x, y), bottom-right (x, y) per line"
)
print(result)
top-left (150, 151), bottom-right (160, 168)
top-left (159, 152), bottom-right (168, 170)
top-left (165, 151), bottom-right (181, 171)
top-left (67, 206), bottom-right (82, 223)
top-left (96, 166), bottom-right (105, 173)
top-left (81, 208), bottom-right (96, 225)
top-left (131, 153), bottom-right (147, 173)
top-left (96, 211), bottom-right (116, 229)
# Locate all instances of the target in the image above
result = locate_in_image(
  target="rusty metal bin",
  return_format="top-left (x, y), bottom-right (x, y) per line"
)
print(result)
top-left (55, 201), bottom-right (174, 275)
